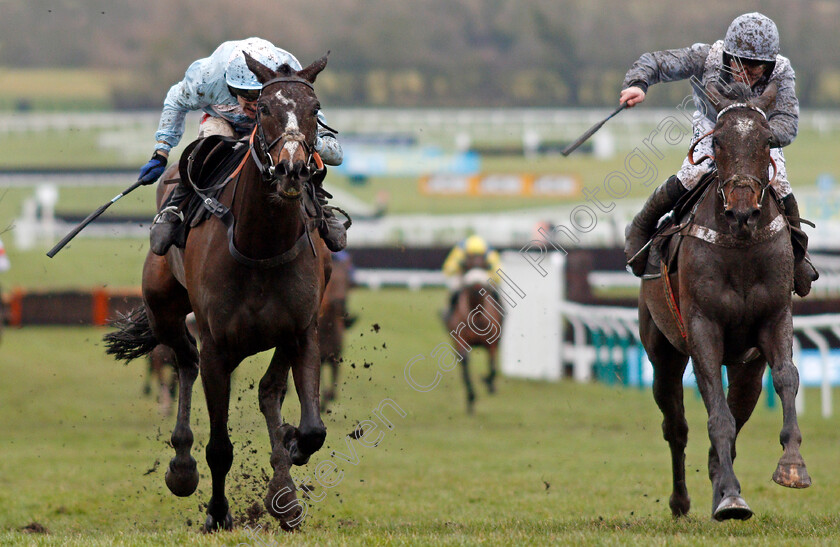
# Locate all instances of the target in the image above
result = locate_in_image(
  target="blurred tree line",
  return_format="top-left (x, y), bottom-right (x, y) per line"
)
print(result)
top-left (2, 0), bottom-right (839, 108)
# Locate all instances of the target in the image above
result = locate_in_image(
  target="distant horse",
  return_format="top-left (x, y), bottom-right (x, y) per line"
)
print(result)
top-left (318, 252), bottom-right (352, 410)
top-left (445, 266), bottom-right (503, 413)
top-left (639, 82), bottom-right (809, 521)
top-left (144, 345), bottom-right (177, 416)
top-left (105, 54), bottom-right (333, 531)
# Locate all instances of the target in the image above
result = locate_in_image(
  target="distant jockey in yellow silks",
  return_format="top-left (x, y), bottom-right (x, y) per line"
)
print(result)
top-left (442, 235), bottom-right (501, 322)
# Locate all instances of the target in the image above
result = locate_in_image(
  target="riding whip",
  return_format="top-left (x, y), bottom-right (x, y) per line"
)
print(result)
top-left (561, 102), bottom-right (627, 157)
top-left (46, 179), bottom-right (145, 258)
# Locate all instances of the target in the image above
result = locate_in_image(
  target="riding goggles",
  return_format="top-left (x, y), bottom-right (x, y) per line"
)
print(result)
top-left (228, 85), bottom-right (261, 102)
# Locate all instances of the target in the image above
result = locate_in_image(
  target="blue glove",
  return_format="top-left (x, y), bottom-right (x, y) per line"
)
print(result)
top-left (139, 152), bottom-right (168, 184)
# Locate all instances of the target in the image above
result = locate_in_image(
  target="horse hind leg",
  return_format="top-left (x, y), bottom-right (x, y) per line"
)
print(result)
top-left (142, 255), bottom-right (200, 498)
top-left (161, 329), bottom-right (199, 498)
top-left (642, 307), bottom-right (691, 517)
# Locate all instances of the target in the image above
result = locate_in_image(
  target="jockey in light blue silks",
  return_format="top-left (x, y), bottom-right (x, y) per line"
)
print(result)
top-left (621, 13), bottom-right (818, 297)
top-left (137, 37), bottom-right (345, 256)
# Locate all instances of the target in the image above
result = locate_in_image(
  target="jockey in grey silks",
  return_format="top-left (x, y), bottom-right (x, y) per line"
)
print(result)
top-left (621, 12), bottom-right (818, 296)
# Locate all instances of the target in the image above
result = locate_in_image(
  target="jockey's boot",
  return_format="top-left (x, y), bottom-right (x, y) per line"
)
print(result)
top-left (149, 184), bottom-right (189, 256)
top-left (624, 175), bottom-right (687, 277)
top-left (782, 194), bottom-right (819, 297)
top-left (314, 185), bottom-right (349, 252)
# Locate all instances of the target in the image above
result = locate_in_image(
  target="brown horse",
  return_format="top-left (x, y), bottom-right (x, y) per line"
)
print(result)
top-left (446, 266), bottom-right (503, 413)
top-left (318, 252), bottom-right (352, 409)
top-left (639, 82), bottom-right (809, 521)
top-left (105, 54), bottom-right (333, 531)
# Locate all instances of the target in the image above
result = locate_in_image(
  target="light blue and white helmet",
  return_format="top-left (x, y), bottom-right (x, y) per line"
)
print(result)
top-left (225, 37), bottom-right (283, 90)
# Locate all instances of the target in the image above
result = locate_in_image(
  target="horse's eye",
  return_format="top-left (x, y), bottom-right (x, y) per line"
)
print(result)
top-left (258, 103), bottom-right (270, 115)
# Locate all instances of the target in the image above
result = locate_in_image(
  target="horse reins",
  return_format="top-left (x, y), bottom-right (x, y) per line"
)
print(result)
top-left (194, 77), bottom-right (328, 268)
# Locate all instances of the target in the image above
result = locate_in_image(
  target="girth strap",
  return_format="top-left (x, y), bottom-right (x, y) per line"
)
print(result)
top-left (198, 192), bottom-right (316, 269)
top-left (681, 214), bottom-right (787, 248)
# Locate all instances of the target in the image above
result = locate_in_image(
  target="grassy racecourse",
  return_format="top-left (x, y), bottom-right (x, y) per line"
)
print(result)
top-left (1, 288), bottom-right (840, 545)
top-left (0, 117), bottom-right (839, 544)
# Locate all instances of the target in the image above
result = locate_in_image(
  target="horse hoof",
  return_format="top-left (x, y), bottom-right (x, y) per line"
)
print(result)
top-left (713, 495), bottom-right (752, 521)
top-left (483, 376), bottom-right (496, 394)
top-left (164, 457), bottom-right (199, 497)
top-left (669, 493), bottom-right (690, 517)
top-left (203, 511), bottom-right (233, 533)
top-left (289, 442), bottom-right (311, 466)
top-left (773, 462), bottom-right (812, 488)
top-left (265, 475), bottom-right (303, 530)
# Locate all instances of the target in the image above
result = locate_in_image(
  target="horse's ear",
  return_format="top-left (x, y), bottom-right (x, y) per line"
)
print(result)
top-left (753, 81), bottom-right (778, 113)
top-left (705, 82), bottom-right (733, 114)
top-left (243, 51), bottom-right (275, 85)
top-left (297, 52), bottom-right (329, 84)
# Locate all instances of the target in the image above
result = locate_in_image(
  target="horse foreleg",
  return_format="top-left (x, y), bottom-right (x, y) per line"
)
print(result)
top-left (259, 350), bottom-right (292, 452)
top-left (483, 346), bottom-right (497, 394)
top-left (722, 358), bottom-right (767, 461)
top-left (460, 352), bottom-right (476, 413)
top-left (642, 304), bottom-right (690, 517)
top-left (199, 343), bottom-right (235, 532)
top-left (288, 327), bottom-right (327, 466)
top-left (688, 316), bottom-right (751, 521)
top-left (759, 314), bottom-right (811, 489)
top-left (260, 349), bottom-right (304, 530)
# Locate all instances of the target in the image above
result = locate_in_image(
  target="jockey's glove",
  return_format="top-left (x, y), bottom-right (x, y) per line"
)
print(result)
top-left (139, 152), bottom-right (168, 184)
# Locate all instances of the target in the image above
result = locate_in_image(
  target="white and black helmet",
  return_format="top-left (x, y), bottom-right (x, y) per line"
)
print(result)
top-left (723, 12), bottom-right (780, 62)
top-left (225, 37), bottom-right (283, 91)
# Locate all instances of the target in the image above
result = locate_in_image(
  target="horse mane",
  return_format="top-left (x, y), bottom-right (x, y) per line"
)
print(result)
top-left (277, 64), bottom-right (295, 77)
top-left (723, 82), bottom-right (751, 101)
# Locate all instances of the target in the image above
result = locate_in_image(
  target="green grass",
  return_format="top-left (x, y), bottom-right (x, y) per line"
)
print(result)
top-left (1, 288), bottom-right (839, 545)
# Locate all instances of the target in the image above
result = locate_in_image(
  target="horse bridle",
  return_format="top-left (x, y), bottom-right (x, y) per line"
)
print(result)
top-left (686, 103), bottom-right (777, 209)
top-left (249, 76), bottom-right (324, 183)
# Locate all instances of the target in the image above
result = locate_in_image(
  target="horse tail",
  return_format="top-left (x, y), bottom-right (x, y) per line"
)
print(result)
top-left (103, 305), bottom-right (158, 363)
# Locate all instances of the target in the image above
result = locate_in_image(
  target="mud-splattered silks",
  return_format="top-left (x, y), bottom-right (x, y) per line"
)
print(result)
top-left (622, 37), bottom-right (798, 196)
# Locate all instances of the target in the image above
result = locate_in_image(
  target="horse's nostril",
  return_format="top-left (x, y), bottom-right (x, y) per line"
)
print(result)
top-left (724, 210), bottom-right (736, 221)
top-left (750, 209), bottom-right (761, 219)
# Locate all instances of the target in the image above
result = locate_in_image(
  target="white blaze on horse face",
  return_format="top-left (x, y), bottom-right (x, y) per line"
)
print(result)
top-left (734, 117), bottom-right (756, 138)
top-left (282, 112), bottom-right (301, 157)
top-left (274, 89), bottom-right (296, 107)
top-left (274, 88), bottom-right (302, 158)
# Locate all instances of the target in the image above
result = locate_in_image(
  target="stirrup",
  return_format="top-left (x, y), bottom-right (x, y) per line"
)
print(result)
top-left (153, 205), bottom-right (185, 225)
